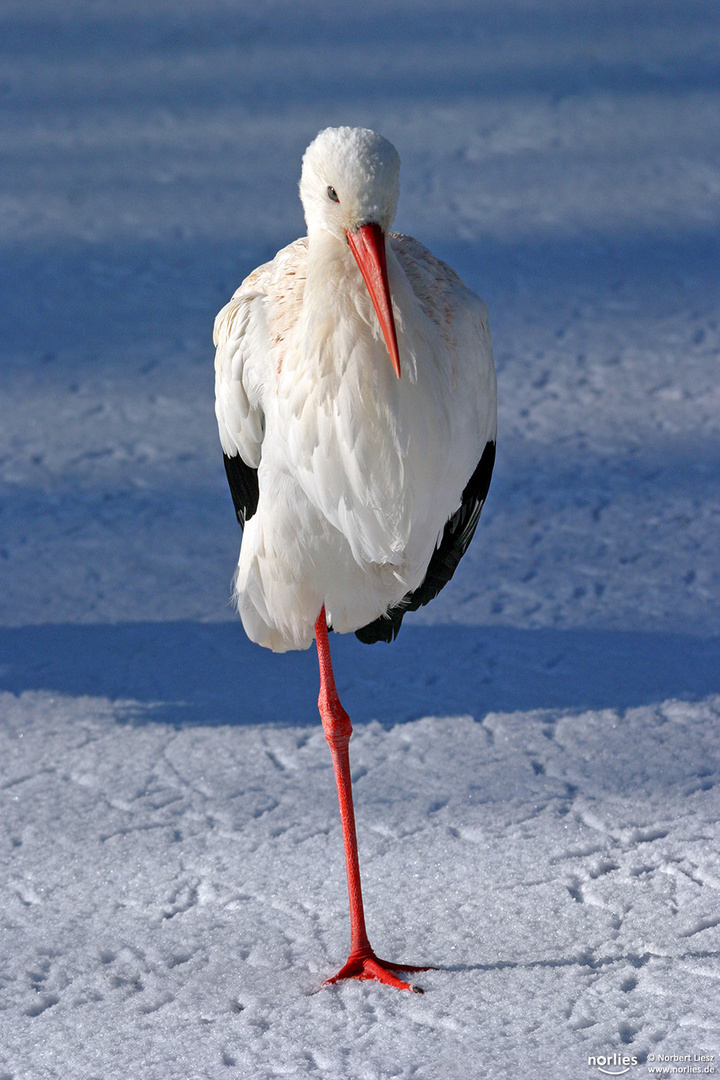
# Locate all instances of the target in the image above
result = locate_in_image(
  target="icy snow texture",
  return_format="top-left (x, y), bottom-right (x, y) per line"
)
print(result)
top-left (2, 692), bottom-right (719, 1079)
top-left (1, 0), bottom-right (719, 1077)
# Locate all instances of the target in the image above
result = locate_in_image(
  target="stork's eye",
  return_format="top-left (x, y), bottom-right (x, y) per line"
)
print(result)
top-left (327, 186), bottom-right (339, 203)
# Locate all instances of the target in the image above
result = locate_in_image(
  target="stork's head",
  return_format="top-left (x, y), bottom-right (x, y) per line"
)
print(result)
top-left (300, 127), bottom-right (402, 378)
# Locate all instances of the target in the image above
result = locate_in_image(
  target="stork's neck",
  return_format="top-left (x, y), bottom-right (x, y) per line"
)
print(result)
top-left (305, 229), bottom-right (356, 294)
top-left (298, 230), bottom-right (377, 373)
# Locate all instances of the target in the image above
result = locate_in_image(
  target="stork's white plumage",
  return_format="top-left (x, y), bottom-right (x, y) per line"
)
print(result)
top-left (214, 127), bottom-right (497, 991)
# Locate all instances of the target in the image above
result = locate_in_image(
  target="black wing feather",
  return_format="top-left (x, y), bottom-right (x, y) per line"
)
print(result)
top-left (355, 440), bottom-right (496, 644)
top-left (223, 452), bottom-right (259, 528)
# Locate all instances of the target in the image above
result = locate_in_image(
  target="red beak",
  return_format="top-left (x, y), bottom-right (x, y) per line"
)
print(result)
top-left (346, 223), bottom-right (401, 379)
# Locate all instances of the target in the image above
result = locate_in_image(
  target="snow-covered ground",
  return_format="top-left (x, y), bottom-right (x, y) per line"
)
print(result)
top-left (3, 691), bottom-right (719, 1078)
top-left (1, 1), bottom-right (719, 1077)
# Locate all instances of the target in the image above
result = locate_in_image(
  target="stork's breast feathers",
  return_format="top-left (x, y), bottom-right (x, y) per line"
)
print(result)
top-left (215, 230), bottom-right (495, 589)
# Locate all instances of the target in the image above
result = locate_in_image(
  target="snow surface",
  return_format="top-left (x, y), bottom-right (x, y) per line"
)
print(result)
top-left (1, 1), bottom-right (719, 1077)
top-left (2, 691), bottom-right (720, 1079)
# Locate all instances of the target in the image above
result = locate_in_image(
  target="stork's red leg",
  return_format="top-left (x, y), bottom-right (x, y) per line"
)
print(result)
top-left (314, 606), bottom-right (431, 992)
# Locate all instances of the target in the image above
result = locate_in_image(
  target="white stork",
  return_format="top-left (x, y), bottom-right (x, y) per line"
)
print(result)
top-left (214, 127), bottom-right (497, 991)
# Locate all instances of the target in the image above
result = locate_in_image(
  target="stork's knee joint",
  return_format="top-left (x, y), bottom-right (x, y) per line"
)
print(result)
top-left (319, 689), bottom-right (353, 747)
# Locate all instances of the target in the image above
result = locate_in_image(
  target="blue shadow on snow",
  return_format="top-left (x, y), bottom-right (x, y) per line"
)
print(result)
top-left (0, 622), bottom-right (718, 727)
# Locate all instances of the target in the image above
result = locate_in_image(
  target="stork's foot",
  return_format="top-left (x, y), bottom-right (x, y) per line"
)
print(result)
top-left (325, 946), bottom-right (432, 993)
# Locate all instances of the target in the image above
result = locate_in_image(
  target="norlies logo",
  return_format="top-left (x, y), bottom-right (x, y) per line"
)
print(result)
top-left (588, 1052), bottom-right (639, 1075)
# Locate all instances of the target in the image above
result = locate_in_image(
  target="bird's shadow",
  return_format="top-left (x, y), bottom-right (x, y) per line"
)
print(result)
top-left (434, 948), bottom-right (720, 976)
top-left (1, 620), bottom-right (717, 726)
